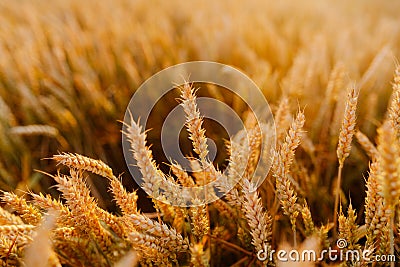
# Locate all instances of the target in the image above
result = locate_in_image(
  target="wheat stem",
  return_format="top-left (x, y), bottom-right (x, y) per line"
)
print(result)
top-left (333, 163), bottom-right (343, 239)
top-left (230, 256), bottom-right (249, 267)
top-left (208, 235), bottom-right (253, 256)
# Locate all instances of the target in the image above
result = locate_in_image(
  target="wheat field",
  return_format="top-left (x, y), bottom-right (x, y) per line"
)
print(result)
top-left (0, 0), bottom-right (400, 266)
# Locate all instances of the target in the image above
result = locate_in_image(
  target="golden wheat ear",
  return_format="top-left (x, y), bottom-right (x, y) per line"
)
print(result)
top-left (0, 205), bottom-right (24, 225)
top-left (337, 86), bottom-right (359, 166)
top-left (170, 162), bottom-right (195, 187)
top-left (179, 82), bottom-right (209, 166)
top-left (376, 120), bottom-right (400, 208)
top-left (301, 203), bottom-right (315, 237)
top-left (107, 175), bottom-right (138, 215)
top-left (123, 116), bottom-right (171, 198)
top-left (272, 110), bottom-right (305, 238)
top-left (52, 153), bottom-right (114, 178)
top-left (338, 203), bottom-right (360, 250)
top-left (334, 85), bottom-right (359, 237)
top-left (364, 161), bottom-right (388, 250)
top-left (388, 65), bottom-right (400, 135)
top-left (274, 96), bottom-right (291, 145)
top-left (52, 153), bottom-right (139, 215)
top-left (178, 82), bottom-right (215, 251)
top-left (122, 213), bottom-right (189, 253)
top-left (1, 192), bottom-right (42, 225)
top-left (241, 179), bottom-right (273, 259)
top-left (29, 192), bottom-right (72, 221)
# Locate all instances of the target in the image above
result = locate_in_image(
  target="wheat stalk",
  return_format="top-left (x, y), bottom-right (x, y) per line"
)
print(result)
top-left (272, 110), bottom-right (305, 241)
top-left (376, 120), bottom-right (400, 265)
top-left (334, 85), bottom-right (359, 238)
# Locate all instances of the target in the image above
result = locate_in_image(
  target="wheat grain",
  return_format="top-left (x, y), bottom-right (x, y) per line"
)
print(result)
top-left (129, 232), bottom-right (171, 258)
top-left (124, 213), bottom-right (189, 253)
top-left (341, 204), bottom-right (360, 250)
top-left (0, 1), bottom-right (400, 265)
top-left (0, 236), bottom-right (24, 266)
top-left (274, 110), bottom-right (305, 175)
top-left (154, 199), bottom-right (175, 223)
top-left (0, 206), bottom-right (24, 225)
top-left (172, 207), bottom-right (186, 233)
top-left (216, 131), bottom-right (252, 208)
top-left (244, 126), bottom-right (262, 178)
top-left (0, 224), bottom-right (35, 237)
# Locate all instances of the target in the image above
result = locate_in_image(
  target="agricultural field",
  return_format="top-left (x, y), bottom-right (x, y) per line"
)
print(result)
top-left (0, 0), bottom-right (400, 266)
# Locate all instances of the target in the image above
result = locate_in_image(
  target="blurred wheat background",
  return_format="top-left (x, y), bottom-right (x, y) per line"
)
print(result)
top-left (0, 0), bottom-right (400, 266)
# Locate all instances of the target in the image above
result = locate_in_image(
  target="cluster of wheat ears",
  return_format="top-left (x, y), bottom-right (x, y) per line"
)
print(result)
top-left (0, 73), bottom-right (400, 266)
top-left (1, 0), bottom-right (400, 266)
